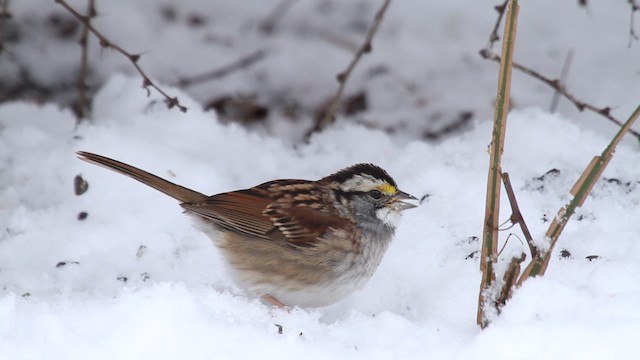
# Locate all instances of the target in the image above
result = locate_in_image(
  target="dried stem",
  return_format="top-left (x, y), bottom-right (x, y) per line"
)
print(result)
top-left (479, 49), bottom-right (640, 139)
top-left (518, 103), bottom-right (640, 283)
top-left (306, 0), bottom-right (391, 139)
top-left (175, 49), bottom-right (267, 88)
top-left (496, 253), bottom-right (526, 309)
top-left (501, 172), bottom-right (537, 258)
top-left (75, 0), bottom-right (95, 122)
top-left (477, 0), bottom-right (519, 329)
top-left (55, 0), bottom-right (187, 112)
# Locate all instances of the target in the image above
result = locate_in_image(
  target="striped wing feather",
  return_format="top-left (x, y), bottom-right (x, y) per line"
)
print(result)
top-left (181, 185), bottom-right (343, 246)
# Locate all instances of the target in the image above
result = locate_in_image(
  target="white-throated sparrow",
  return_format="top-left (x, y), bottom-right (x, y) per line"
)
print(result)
top-left (77, 151), bottom-right (417, 308)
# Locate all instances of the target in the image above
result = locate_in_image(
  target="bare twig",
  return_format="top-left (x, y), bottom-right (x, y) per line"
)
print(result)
top-left (306, 0), bottom-right (391, 139)
top-left (629, 0), bottom-right (640, 47)
top-left (549, 50), bottom-right (574, 113)
top-left (481, 1), bottom-right (640, 139)
top-left (55, 0), bottom-right (187, 112)
top-left (0, 0), bottom-right (10, 56)
top-left (501, 172), bottom-right (538, 258)
top-left (259, 0), bottom-right (297, 34)
top-left (485, 0), bottom-right (509, 49)
top-left (496, 233), bottom-right (518, 256)
top-left (314, 30), bottom-right (360, 52)
top-left (479, 49), bottom-right (640, 139)
top-left (175, 49), bottom-right (267, 88)
top-left (497, 219), bottom-right (516, 231)
top-left (75, 0), bottom-right (95, 122)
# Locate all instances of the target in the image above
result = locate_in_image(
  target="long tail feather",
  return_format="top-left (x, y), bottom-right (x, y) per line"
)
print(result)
top-left (77, 151), bottom-right (208, 203)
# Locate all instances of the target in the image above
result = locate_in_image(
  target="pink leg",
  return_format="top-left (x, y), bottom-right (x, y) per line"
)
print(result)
top-left (261, 294), bottom-right (287, 308)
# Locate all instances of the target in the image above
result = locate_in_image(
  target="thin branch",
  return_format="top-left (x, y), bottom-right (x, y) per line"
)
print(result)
top-left (485, 0), bottom-right (509, 49)
top-left (0, 0), bottom-right (10, 56)
top-left (55, 0), bottom-right (187, 112)
top-left (549, 49), bottom-right (574, 113)
top-left (174, 49), bottom-right (267, 88)
top-left (496, 233), bottom-right (518, 256)
top-left (501, 172), bottom-right (537, 258)
top-left (479, 48), bottom-right (640, 139)
top-left (482, 0), bottom-right (639, 139)
top-left (75, 0), bottom-right (95, 122)
top-left (305, 0), bottom-right (391, 139)
top-left (259, 0), bottom-right (297, 34)
top-left (314, 30), bottom-right (359, 53)
top-left (497, 219), bottom-right (516, 231)
top-left (629, 0), bottom-right (640, 47)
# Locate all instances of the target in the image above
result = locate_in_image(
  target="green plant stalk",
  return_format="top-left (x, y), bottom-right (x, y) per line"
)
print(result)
top-left (477, 0), bottom-right (519, 328)
top-left (519, 103), bottom-right (640, 282)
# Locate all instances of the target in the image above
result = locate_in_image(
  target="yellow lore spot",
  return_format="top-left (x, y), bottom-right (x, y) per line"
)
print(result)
top-left (378, 182), bottom-right (397, 194)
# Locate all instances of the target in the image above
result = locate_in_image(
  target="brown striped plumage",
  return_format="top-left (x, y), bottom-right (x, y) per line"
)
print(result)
top-left (77, 151), bottom-right (416, 308)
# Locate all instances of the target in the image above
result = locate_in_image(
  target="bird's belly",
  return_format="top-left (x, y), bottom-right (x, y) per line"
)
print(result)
top-left (191, 215), bottom-right (389, 307)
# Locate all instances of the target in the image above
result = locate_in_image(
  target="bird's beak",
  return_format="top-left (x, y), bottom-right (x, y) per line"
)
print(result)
top-left (388, 190), bottom-right (418, 210)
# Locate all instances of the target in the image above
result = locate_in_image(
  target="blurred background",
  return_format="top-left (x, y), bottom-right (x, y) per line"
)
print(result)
top-left (1, 0), bottom-right (639, 144)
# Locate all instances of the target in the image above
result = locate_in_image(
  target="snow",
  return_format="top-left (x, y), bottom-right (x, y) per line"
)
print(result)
top-left (1, 74), bottom-right (639, 359)
top-left (2, 0), bottom-right (640, 359)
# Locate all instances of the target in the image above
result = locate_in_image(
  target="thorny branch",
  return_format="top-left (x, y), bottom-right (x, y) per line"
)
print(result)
top-left (306, 0), bottom-right (391, 139)
top-left (55, 0), bottom-right (188, 112)
top-left (481, 1), bottom-right (640, 139)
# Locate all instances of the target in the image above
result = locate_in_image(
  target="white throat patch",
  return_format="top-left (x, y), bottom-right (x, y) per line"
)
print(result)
top-left (376, 206), bottom-right (401, 228)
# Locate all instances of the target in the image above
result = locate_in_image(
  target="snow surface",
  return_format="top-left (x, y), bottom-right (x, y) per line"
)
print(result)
top-left (1, 75), bottom-right (640, 359)
top-left (2, 0), bottom-right (640, 359)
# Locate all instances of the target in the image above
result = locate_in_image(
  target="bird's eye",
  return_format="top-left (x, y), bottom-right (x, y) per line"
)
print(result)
top-left (368, 189), bottom-right (382, 199)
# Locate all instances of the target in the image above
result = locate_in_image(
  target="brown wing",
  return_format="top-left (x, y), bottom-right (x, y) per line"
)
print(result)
top-left (264, 203), bottom-right (346, 246)
top-left (181, 189), bottom-right (280, 241)
top-left (180, 181), bottom-right (344, 247)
